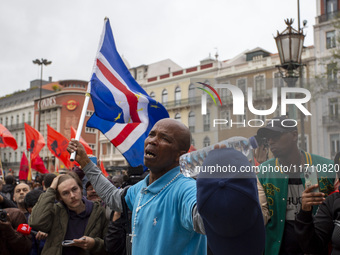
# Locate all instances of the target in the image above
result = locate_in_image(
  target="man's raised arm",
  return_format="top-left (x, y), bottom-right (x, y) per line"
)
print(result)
top-left (67, 139), bottom-right (123, 212)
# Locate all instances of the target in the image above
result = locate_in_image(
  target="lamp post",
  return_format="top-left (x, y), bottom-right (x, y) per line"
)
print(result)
top-left (32, 58), bottom-right (52, 131)
top-left (274, 15), bottom-right (307, 150)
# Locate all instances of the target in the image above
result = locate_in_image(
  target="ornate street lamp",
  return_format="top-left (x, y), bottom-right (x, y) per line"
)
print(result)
top-left (274, 18), bottom-right (305, 87)
top-left (274, 17), bottom-right (307, 150)
top-left (32, 58), bottom-right (52, 131)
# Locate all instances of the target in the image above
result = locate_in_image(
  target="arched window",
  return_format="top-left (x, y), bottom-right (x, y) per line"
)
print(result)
top-left (162, 89), bottom-right (168, 105)
top-left (150, 91), bottom-right (155, 99)
top-left (188, 111), bottom-right (195, 132)
top-left (203, 136), bottom-right (210, 147)
top-left (175, 86), bottom-right (181, 105)
top-left (188, 84), bottom-right (195, 103)
top-left (174, 112), bottom-right (181, 121)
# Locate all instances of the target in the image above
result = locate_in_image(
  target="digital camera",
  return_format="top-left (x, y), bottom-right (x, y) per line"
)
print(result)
top-left (0, 209), bottom-right (7, 222)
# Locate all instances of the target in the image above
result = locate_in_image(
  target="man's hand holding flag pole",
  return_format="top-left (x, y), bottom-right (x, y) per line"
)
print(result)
top-left (70, 17), bottom-right (169, 168)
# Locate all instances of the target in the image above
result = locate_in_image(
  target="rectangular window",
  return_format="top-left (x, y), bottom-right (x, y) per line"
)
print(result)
top-left (330, 133), bottom-right (340, 159)
top-left (327, 63), bottom-right (338, 86)
top-left (220, 110), bottom-right (230, 129)
top-left (254, 75), bottom-right (265, 98)
top-left (327, 0), bottom-right (338, 14)
top-left (86, 110), bottom-right (94, 117)
top-left (326, 31), bottom-right (336, 49)
top-left (274, 73), bottom-right (284, 88)
top-left (256, 106), bottom-right (266, 122)
top-left (85, 127), bottom-right (96, 134)
top-left (237, 78), bottom-right (247, 94)
top-left (329, 97), bottom-right (339, 119)
top-left (203, 111), bottom-right (210, 132)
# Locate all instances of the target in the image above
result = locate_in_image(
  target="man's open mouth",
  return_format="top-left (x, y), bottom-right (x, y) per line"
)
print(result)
top-left (145, 149), bottom-right (156, 158)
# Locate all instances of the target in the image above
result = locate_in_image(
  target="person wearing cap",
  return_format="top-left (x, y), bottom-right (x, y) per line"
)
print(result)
top-left (256, 116), bottom-right (336, 255)
top-left (197, 147), bottom-right (265, 255)
top-left (67, 118), bottom-right (207, 255)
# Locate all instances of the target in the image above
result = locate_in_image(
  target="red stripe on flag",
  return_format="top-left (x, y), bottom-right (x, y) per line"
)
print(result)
top-left (97, 59), bottom-right (141, 123)
top-left (111, 123), bottom-right (140, 146)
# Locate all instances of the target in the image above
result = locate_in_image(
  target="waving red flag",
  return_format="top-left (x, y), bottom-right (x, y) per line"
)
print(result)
top-left (70, 126), bottom-right (93, 155)
top-left (188, 145), bottom-right (197, 153)
top-left (19, 152), bottom-right (29, 180)
top-left (25, 123), bottom-right (45, 160)
top-left (0, 124), bottom-right (18, 150)
top-left (100, 161), bottom-right (109, 177)
top-left (47, 125), bottom-right (73, 169)
top-left (31, 155), bottom-right (48, 174)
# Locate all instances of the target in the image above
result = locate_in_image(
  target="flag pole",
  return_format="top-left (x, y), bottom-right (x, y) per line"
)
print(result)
top-left (70, 17), bottom-right (108, 162)
top-left (70, 91), bottom-right (91, 161)
top-left (27, 151), bottom-right (32, 182)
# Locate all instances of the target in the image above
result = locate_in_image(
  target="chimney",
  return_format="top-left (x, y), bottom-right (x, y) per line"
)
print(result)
top-left (49, 76), bottom-right (52, 82)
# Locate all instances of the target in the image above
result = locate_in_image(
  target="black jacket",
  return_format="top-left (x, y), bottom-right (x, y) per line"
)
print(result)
top-left (295, 191), bottom-right (340, 255)
top-left (2, 184), bottom-right (15, 201)
top-left (0, 192), bottom-right (17, 209)
top-left (104, 218), bottom-right (126, 255)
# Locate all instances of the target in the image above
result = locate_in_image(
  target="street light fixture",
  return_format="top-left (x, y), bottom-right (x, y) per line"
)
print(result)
top-left (274, 15), bottom-right (307, 150)
top-left (274, 18), bottom-right (305, 87)
top-left (32, 58), bottom-right (52, 132)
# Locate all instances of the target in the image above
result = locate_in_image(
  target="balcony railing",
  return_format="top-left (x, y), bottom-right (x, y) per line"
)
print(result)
top-left (6, 121), bottom-right (31, 131)
top-left (323, 114), bottom-right (340, 126)
top-left (318, 10), bottom-right (340, 23)
top-left (162, 96), bottom-right (206, 109)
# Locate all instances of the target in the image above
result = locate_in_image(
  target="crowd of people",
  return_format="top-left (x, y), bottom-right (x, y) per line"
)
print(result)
top-left (0, 116), bottom-right (339, 255)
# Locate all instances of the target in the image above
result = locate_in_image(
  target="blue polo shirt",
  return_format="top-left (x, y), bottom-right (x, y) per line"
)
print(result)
top-left (125, 166), bottom-right (207, 255)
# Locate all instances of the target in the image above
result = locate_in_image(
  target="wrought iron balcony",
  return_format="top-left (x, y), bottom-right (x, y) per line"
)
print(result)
top-left (6, 121), bottom-right (31, 131)
top-left (162, 96), bottom-right (204, 109)
top-left (322, 114), bottom-right (340, 126)
top-left (318, 11), bottom-right (340, 23)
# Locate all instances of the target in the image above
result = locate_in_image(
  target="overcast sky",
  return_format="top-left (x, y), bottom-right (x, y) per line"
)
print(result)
top-left (0, 0), bottom-right (316, 97)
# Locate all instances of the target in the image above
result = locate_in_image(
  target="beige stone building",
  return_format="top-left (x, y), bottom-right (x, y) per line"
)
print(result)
top-left (216, 47), bottom-right (315, 151)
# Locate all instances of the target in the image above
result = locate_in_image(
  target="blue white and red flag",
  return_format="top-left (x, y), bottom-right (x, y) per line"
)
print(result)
top-left (87, 18), bottom-right (169, 168)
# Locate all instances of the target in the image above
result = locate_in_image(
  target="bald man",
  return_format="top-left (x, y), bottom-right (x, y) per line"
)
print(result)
top-left (68, 118), bottom-right (206, 255)
top-left (13, 183), bottom-right (31, 219)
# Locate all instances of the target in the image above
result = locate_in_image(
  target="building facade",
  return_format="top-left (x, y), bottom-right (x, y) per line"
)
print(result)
top-left (0, 79), bottom-right (98, 176)
top-left (312, 0), bottom-right (340, 159)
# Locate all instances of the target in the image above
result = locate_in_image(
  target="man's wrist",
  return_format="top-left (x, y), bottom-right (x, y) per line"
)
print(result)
top-left (79, 158), bottom-right (91, 168)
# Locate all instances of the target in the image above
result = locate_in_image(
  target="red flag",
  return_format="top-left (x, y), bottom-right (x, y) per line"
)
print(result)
top-left (25, 123), bottom-right (45, 160)
top-left (0, 124), bottom-right (18, 150)
top-left (188, 145), bottom-right (196, 153)
top-left (56, 165), bottom-right (59, 173)
top-left (19, 152), bottom-right (29, 180)
top-left (31, 155), bottom-right (48, 174)
top-left (70, 126), bottom-right (93, 155)
top-left (100, 161), bottom-right (109, 177)
top-left (47, 125), bottom-right (73, 169)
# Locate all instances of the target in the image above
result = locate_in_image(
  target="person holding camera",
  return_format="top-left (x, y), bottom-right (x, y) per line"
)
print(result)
top-left (256, 116), bottom-right (337, 255)
top-left (0, 207), bottom-right (32, 255)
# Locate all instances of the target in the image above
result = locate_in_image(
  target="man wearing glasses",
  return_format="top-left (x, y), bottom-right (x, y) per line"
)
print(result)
top-left (256, 116), bottom-right (337, 255)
